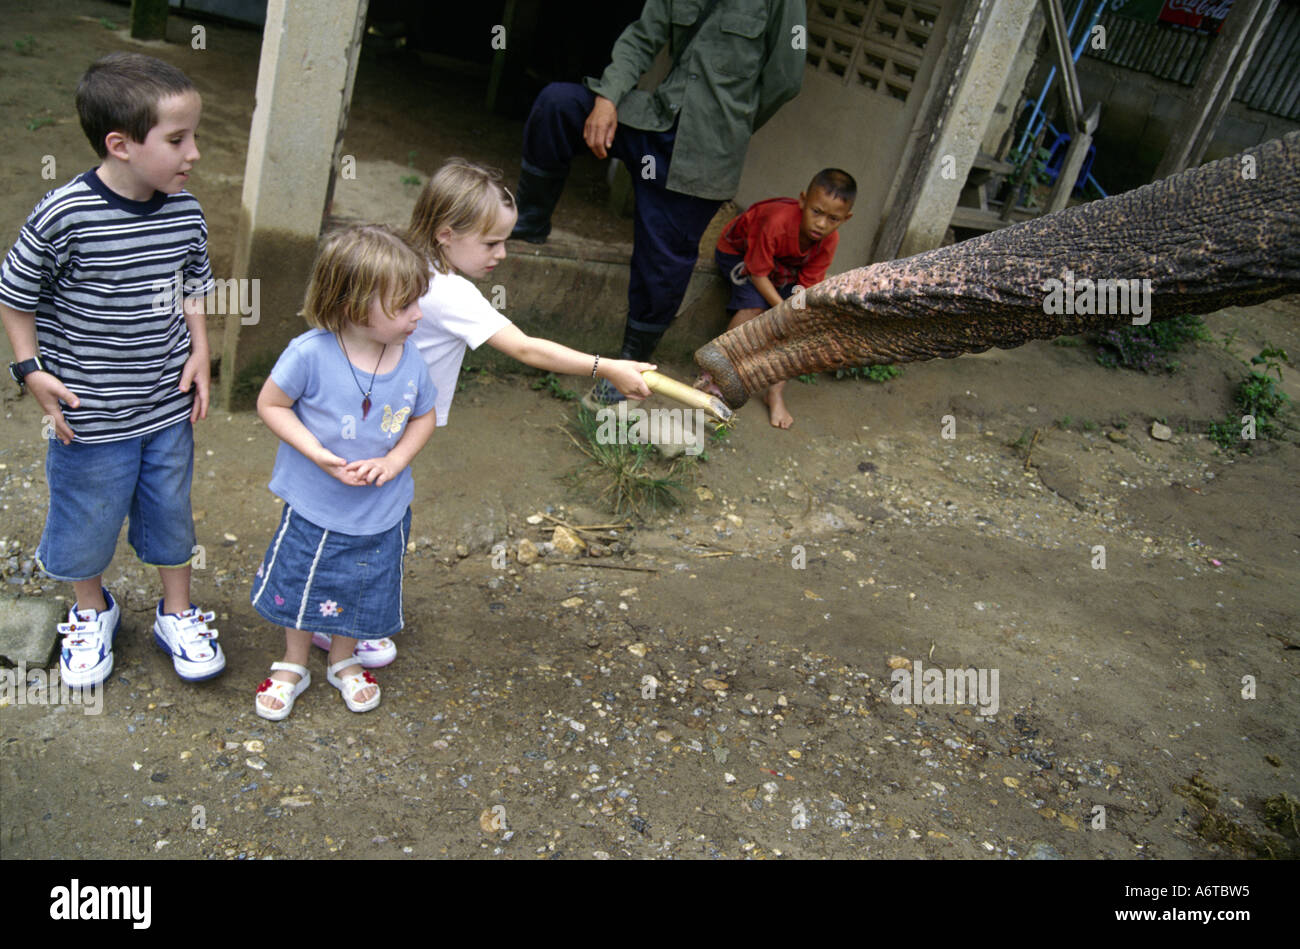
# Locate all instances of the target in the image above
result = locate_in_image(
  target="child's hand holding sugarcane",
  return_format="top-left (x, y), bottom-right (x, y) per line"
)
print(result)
top-left (599, 359), bottom-right (656, 399)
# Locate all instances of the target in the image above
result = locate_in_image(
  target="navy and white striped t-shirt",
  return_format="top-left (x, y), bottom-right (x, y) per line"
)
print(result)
top-left (0, 170), bottom-right (214, 443)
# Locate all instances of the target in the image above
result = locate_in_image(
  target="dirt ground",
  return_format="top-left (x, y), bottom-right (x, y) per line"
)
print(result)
top-left (1, 2), bottom-right (1297, 862)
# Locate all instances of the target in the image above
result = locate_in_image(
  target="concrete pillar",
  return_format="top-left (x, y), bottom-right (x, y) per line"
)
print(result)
top-left (1153, 0), bottom-right (1279, 180)
top-left (219, 0), bottom-right (369, 409)
top-left (877, 0), bottom-right (1041, 261)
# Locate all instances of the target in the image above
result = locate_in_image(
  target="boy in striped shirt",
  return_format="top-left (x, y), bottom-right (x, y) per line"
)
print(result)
top-left (0, 53), bottom-right (224, 687)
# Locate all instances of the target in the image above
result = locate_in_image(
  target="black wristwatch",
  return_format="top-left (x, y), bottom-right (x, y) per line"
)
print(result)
top-left (9, 355), bottom-right (47, 388)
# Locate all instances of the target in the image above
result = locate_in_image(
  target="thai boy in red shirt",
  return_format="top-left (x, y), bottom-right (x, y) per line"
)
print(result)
top-left (715, 168), bottom-right (855, 428)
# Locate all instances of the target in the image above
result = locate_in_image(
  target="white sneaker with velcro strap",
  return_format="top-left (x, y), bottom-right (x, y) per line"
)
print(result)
top-left (152, 601), bottom-right (226, 681)
top-left (58, 589), bottom-right (121, 688)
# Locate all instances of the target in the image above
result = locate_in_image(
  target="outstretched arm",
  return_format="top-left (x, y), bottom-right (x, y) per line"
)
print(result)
top-left (485, 323), bottom-right (653, 398)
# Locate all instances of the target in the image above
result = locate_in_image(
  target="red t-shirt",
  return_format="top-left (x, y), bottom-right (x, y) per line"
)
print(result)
top-left (716, 197), bottom-right (838, 288)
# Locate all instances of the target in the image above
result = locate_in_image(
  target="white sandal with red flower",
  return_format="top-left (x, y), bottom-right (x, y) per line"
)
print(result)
top-left (255, 661), bottom-right (311, 721)
top-left (326, 657), bottom-right (380, 713)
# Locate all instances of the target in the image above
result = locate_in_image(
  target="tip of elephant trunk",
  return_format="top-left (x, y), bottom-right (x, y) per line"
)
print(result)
top-left (694, 343), bottom-right (749, 409)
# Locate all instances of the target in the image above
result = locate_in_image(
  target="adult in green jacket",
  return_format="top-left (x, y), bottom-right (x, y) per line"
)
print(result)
top-left (512, 0), bottom-right (805, 396)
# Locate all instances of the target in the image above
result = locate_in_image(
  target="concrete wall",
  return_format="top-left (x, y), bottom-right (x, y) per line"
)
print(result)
top-left (1075, 57), bottom-right (1300, 193)
top-left (734, 0), bottom-right (965, 272)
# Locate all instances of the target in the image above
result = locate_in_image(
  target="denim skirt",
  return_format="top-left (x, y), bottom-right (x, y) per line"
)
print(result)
top-left (250, 504), bottom-right (410, 638)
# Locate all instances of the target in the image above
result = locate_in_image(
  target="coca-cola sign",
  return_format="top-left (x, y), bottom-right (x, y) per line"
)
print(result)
top-left (1165, 0), bottom-right (1234, 17)
top-left (1110, 0), bottom-right (1235, 32)
top-left (1161, 0), bottom-right (1234, 31)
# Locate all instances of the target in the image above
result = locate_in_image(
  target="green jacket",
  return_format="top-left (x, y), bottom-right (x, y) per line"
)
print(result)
top-left (585, 0), bottom-right (806, 200)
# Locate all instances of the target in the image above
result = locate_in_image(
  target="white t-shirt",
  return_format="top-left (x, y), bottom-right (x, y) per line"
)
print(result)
top-left (411, 267), bottom-right (511, 427)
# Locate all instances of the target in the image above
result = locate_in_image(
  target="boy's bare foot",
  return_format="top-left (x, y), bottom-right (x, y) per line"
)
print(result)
top-left (762, 387), bottom-right (793, 429)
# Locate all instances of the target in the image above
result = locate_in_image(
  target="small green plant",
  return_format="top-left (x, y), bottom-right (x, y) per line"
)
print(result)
top-left (1094, 314), bottom-right (1209, 372)
top-left (1208, 346), bottom-right (1291, 451)
top-left (399, 150), bottom-right (420, 185)
top-left (531, 372), bottom-right (577, 402)
top-left (26, 117), bottom-right (54, 132)
top-left (1007, 144), bottom-right (1052, 209)
top-left (835, 364), bottom-right (902, 382)
top-left (100, 17), bottom-right (118, 29)
top-left (562, 407), bottom-right (689, 517)
top-left (797, 373), bottom-right (818, 384)
top-left (1052, 335), bottom-right (1082, 348)
top-left (14, 35), bottom-right (36, 54)
top-left (1220, 329), bottom-right (1241, 359)
top-left (1055, 415), bottom-right (1073, 429)
top-left (1081, 419), bottom-right (1098, 432)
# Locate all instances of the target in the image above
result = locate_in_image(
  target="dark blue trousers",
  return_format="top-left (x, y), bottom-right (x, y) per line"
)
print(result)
top-left (522, 82), bottom-right (722, 335)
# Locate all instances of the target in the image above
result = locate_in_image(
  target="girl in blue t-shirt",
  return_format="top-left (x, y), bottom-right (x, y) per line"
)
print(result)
top-left (251, 225), bottom-right (437, 720)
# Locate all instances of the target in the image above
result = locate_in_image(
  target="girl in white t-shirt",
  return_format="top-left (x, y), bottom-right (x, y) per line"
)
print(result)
top-left (311, 157), bottom-right (653, 668)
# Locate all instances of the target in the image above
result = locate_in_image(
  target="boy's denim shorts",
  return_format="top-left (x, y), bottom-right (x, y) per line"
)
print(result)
top-left (716, 249), bottom-right (797, 314)
top-left (36, 418), bottom-right (197, 581)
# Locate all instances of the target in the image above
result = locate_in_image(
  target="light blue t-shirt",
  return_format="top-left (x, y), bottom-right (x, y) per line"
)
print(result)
top-left (267, 329), bottom-right (436, 535)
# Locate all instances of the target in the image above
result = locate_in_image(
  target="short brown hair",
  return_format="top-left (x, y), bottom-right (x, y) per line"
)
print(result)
top-left (302, 225), bottom-right (429, 334)
top-left (76, 52), bottom-right (196, 159)
top-left (406, 157), bottom-right (515, 273)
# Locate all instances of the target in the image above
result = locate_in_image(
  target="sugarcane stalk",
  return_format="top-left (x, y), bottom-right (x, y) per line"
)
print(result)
top-left (640, 370), bottom-right (733, 423)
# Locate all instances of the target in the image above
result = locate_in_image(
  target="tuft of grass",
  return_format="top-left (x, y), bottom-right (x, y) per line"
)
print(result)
top-left (835, 364), bottom-right (902, 382)
top-left (14, 35), bottom-right (36, 54)
top-left (1094, 313), bottom-right (1209, 372)
top-left (531, 372), bottom-right (578, 402)
top-left (561, 407), bottom-right (692, 518)
top-left (26, 117), bottom-right (54, 132)
top-left (99, 17), bottom-right (118, 30)
top-left (400, 174), bottom-right (420, 186)
top-left (796, 373), bottom-right (818, 384)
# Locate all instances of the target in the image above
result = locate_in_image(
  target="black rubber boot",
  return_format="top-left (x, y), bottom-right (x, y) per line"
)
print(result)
top-left (510, 169), bottom-right (567, 243)
top-left (583, 326), bottom-right (667, 408)
top-left (619, 325), bottom-right (665, 362)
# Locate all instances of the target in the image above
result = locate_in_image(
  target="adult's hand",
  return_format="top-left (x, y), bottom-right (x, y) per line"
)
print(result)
top-left (584, 96), bottom-right (618, 159)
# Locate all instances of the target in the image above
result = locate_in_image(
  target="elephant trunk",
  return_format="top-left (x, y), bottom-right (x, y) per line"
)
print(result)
top-left (696, 132), bottom-right (1300, 407)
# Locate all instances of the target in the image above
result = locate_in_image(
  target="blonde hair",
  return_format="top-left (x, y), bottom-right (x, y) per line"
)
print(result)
top-left (302, 224), bottom-right (428, 333)
top-left (406, 157), bottom-right (515, 273)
